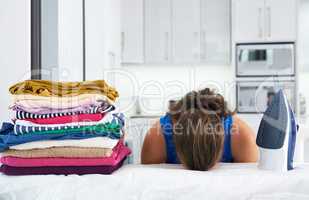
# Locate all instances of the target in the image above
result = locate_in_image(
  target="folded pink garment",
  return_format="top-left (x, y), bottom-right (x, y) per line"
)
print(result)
top-left (24, 113), bottom-right (105, 125)
top-left (1, 141), bottom-right (131, 167)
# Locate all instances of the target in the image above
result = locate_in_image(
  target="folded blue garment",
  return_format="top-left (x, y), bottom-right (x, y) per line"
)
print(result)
top-left (0, 123), bottom-right (120, 152)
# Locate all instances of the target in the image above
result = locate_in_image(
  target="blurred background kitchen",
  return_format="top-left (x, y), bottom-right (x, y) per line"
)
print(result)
top-left (0, 0), bottom-right (309, 163)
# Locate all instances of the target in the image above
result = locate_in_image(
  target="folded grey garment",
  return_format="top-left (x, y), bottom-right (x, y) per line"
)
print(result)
top-left (2, 147), bottom-right (113, 158)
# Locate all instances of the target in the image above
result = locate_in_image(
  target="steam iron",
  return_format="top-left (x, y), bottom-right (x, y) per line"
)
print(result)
top-left (256, 90), bottom-right (298, 172)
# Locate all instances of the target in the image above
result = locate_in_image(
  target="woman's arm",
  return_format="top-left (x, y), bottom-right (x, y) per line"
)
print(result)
top-left (231, 116), bottom-right (259, 162)
top-left (141, 121), bottom-right (167, 164)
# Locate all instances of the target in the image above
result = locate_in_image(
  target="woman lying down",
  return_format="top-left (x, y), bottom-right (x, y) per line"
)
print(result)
top-left (141, 88), bottom-right (258, 171)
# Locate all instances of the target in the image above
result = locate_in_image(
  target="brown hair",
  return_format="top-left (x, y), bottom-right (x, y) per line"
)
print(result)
top-left (169, 88), bottom-right (234, 171)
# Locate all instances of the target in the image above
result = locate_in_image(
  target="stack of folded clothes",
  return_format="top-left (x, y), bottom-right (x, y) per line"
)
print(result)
top-left (0, 80), bottom-right (131, 176)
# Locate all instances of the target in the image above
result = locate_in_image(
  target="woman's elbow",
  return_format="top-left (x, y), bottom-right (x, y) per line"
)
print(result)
top-left (141, 123), bottom-right (166, 164)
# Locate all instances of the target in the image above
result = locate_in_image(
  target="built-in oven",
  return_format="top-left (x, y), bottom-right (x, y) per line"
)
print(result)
top-left (237, 80), bottom-right (296, 113)
top-left (236, 43), bottom-right (295, 77)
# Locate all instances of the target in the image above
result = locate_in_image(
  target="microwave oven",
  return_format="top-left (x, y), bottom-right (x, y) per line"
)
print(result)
top-left (237, 80), bottom-right (296, 113)
top-left (236, 43), bottom-right (295, 77)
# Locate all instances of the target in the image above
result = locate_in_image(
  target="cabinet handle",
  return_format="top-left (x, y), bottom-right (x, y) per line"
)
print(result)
top-left (258, 7), bottom-right (263, 38)
top-left (201, 30), bottom-right (206, 60)
top-left (165, 32), bottom-right (169, 61)
top-left (267, 7), bottom-right (271, 38)
top-left (121, 32), bottom-right (125, 60)
top-left (193, 31), bottom-right (199, 59)
top-left (108, 52), bottom-right (116, 66)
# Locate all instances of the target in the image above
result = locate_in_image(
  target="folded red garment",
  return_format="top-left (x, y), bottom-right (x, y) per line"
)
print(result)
top-left (23, 113), bottom-right (105, 124)
top-left (1, 141), bottom-right (131, 167)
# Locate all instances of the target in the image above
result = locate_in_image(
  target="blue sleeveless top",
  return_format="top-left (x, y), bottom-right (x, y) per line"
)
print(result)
top-left (160, 114), bottom-right (234, 164)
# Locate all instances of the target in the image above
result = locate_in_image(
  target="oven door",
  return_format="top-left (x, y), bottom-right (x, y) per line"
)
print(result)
top-left (237, 81), bottom-right (296, 113)
top-left (236, 44), bottom-right (295, 77)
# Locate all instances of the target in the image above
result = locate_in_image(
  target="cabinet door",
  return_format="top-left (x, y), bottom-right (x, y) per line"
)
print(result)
top-left (172, 0), bottom-right (200, 63)
top-left (145, 0), bottom-right (172, 64)
top-left (201, 0), bottom-right (230, 64)
top-left (120, 0), bottom-right (144, 64)
top-left (265, 0), bottom-right (297, 42)
top-left (233, 0), bottom-right (265, 42)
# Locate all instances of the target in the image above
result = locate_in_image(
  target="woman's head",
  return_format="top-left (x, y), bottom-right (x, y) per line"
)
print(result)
top-left (169, 88), bottom-right (233, 171)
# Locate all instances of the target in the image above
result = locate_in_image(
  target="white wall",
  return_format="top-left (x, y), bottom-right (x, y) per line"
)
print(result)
top-left (40, 0), bottom-right (84, 81)
top-left (299, 73), bottom-right (309, 120)
top-left (85, 0), bottom-right (107, 80)
top-left (299, 0), bottom-right (309, 72)
top-left (301, 73), bottom-right (309, 162)
top-left (57, 0), bottom-right (84, 81)
top-left (85, 0), bottom-right (121, 80)
top-left (41, 0), bottom-right (59, 80)
top-left (299, 0), bottom-right (309, 161)
top-left (299, 0), bottom-right (309, 112)
top-left (0, 0), bottom-right (84, 122)
top-left (0, 0), bottom-right (31, 122)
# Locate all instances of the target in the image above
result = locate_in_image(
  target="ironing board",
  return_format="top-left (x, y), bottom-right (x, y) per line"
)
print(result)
top-left (1, 163), bottom-right (309, 200)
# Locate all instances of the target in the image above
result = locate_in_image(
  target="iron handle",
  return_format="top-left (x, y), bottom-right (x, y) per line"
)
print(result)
top-left (258, 7), bottom-right (263, 38)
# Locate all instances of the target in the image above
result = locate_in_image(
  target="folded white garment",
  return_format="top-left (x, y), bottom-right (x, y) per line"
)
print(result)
top-left (10, 137), bottom-right (119, 150)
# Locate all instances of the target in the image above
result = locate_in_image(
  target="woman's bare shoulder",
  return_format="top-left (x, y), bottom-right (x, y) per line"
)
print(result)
top-left (231, 115), bottom-right (259, 162)
top-left (141, 120), bottom-right (167, 164)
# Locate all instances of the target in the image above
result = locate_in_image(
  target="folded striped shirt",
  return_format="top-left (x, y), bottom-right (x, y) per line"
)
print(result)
top-left (14, 122), bottom-right (122, 138)
top-left (15, 105), bottom-right (114, 120)
top-left (14, 112), bottom-right (125, 136)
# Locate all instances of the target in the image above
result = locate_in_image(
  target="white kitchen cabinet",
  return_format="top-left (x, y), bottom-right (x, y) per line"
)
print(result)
top-left (233, 0), bottom-right (265, 42)
top-left (201, 0), bottom-right (230, 64)
top-left (120, 0), bottom-right (232, 65)
top-left (120, 0), bottom-right (144, 64)
top-left (145, 0), bottom-right (172, 64)
top-left (172, 0), bottom-right (201, 64)
top-left (265, 0), bottom-right (297, 42)
top-left (233, 0), bottom-right (297, 42)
